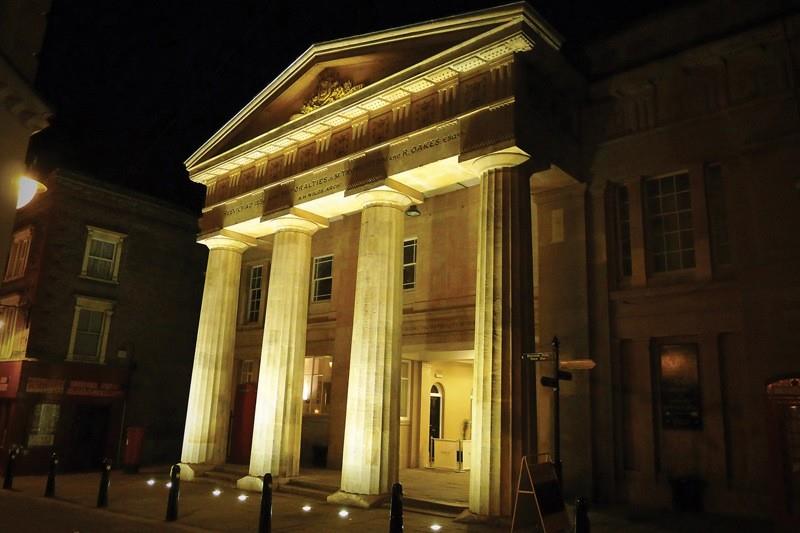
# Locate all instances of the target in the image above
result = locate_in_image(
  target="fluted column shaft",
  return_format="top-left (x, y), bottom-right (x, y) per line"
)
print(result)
top-left (469, 152), bottom-right (535, 517)
top-left (244, 216), bottom-right (321, 484)
top-left (336, 189), bottom-right (412, 501)
top-left (181, 234), bottom-right (250, 465)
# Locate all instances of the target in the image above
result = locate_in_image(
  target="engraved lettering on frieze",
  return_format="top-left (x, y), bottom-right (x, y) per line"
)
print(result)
top-left (300, 76), bottom-right (365, 115)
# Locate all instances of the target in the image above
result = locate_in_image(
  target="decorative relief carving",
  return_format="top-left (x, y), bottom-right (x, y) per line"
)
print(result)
top-left (297, 142), bottom-right (317, 172)
top-left (411, 93), bottom-right (437, 131)
top-left (330, 128), bottom-right (351, 159)
top-left (368, 111), bottom-right (393, 145)
top-left (300, 76), bottom-right (365, 115)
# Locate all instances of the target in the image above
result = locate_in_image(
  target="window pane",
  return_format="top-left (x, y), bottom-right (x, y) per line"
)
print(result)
top-left (315, 257), bottom-right (333, 278)
top-left (312, 256), bottom-right (334, 301)
top-left (315, 278), bottom-right (332, 301)
top-left (74, 331), bottom-right (100, 357)
top-left (87, 257), bottom-right (113, 279)
top-left (646, 173), bottom-right (694, 272)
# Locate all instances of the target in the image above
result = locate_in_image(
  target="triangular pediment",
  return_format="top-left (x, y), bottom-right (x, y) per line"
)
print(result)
top-left (186, 2), bottom-right (562, 174)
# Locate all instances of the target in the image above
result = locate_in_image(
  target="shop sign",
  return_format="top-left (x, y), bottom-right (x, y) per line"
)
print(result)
top-left (66, 380), bottom-right (123, 397)
top-left (26, 377), bottom-right (65, 394)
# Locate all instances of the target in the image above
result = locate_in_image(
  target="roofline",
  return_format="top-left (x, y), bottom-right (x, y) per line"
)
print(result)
top-left (184, 2), bottom-right (561, 169)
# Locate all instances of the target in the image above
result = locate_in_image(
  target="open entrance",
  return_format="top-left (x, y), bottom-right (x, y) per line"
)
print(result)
top-left (767, 376), bottom-right (800, 529)
top-left (399, 353), bottom-right (473, 508)
top-left (69, 403), bottom-right (110, 471)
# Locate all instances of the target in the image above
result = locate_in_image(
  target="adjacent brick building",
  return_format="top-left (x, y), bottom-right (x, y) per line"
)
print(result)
top-left (0, 170), bottom-right (205, 472)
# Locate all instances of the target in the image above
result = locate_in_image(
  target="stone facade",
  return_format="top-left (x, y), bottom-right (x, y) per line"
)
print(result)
top-left (179, 1), bottom-right (800, 526)
top-left (0, 170), bottom-right (205, 471)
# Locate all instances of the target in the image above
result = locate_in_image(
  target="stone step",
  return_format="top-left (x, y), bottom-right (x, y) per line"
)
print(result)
top-left (401, 496), bottom-right (467, 518)
top-left (277, 482), bottom-right (331, 501)
top-left (201, 470), bottom-right (241, 486)
top-left (284, 478), bottom-right (339, 493)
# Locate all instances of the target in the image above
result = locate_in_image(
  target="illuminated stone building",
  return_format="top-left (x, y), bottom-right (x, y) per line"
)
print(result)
top-left (179, 1), bottom-right (800, 525)
top-left (0, 170), bottom-right (204, 472)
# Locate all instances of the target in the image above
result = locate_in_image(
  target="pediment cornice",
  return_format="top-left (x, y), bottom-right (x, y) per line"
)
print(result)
top-left (186, 2), bottom-right (561, 179)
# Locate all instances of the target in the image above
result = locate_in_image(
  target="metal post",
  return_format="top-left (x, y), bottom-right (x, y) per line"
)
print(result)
top-left (389, 482), bottom-right (403, 532)
top-left (44, 452), bottom-right (58, 497)
top-left (552, 336), bottom-right (562, 483)
top-left (258, 473), bottom-right (272, 533)
top-left (574, 496), bottom-right (590, 533)
top-left (97, 458), bottom-right (111, 507)
top-left (165, 464), bottom-right (180, 521)
top-left (2, 446), bottom-right (18, 490)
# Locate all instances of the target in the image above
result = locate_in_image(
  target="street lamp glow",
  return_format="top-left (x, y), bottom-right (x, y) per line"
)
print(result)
top-left (338, 509), bottom-right (349, 518)
top-left (16, 176), bottom-right (46, 209)
top-left (238, 494), bottom-right (248, 502)
top-left (146, 478), bottom-right (156, 486)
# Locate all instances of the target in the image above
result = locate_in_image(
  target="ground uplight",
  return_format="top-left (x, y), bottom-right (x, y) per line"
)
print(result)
top-left (338, 509), bottom-right (349, 518)
top-left (212, 488), bottom-right (222, 496)
top-left (146, 479), bottom-right (156, 486)
top-left (165, 481), bottom-right (172, 488)
top-left (238, 494), bottom-right (248, 502)
top-left (430, 524), bottom-right (443, 532)
top-left (302, 505), bottom-right (312, 512)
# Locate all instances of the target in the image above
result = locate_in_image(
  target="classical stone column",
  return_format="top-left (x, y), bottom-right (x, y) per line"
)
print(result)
top-left (469, 151), bottom-right (536, 518)
top-left (238, 213), bottom-right (325, 492)
top-left (328, 189), bottom-right (413, 508)
top-left (180, 232), bottom-right (251, 478)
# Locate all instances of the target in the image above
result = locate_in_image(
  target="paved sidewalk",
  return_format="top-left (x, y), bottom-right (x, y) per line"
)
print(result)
top-left (0, 469), bottom-right (775, 532)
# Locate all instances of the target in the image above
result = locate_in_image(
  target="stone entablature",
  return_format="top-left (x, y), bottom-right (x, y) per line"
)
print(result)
top-left (584, 18), bottom-right (798, 144)
top-left (194, 32), bottom-right (534, 207)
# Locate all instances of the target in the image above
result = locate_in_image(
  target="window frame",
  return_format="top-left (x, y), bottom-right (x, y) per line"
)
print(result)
top-left (245, 264), bottom-right (265, 323)
top-left (80, 226), bottom-right (126, 283)
top-left (400, 360), bottom-right (411, 422)
top-left (67, 296), bottom-right (114, 363)
top-left (311, 254), bottom-right (334, 303)
top-left (644, 171), bottom-right (696, 274)
top-left (402, 238), bottom-right (418, 290)
top-left (4, 226), bottom-right (33, 281)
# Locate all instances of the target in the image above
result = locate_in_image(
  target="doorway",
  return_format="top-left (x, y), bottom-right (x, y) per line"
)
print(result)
top-left (229, 359), bottom-right (258, 464)
top-left (429, 384), bottom-right (443, 463)
top-left (70, 404), bottom-right (110, 471)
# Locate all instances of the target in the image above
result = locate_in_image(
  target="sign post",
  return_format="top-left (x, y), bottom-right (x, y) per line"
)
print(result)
top-left (522, 336), bottom-right (596, 484)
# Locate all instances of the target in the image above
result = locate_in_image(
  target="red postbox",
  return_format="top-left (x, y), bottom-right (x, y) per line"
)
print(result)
top-left (122, 426), bottom-right (145, 473)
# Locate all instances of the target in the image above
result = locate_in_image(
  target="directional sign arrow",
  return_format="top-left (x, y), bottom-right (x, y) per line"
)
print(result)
top-left (523, 352), bottom-right (554, 362)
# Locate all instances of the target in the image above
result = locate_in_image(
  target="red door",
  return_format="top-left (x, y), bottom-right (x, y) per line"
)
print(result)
top-left (229, 383), bottom-right (257, 464)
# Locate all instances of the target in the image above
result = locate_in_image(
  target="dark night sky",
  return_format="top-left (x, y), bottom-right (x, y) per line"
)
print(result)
top-left (29, 0), bottom-right (684, 212)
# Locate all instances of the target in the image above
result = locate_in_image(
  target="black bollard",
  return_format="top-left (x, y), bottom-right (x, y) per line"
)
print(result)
top-left (44, 452), bottom-right (58, 497)
top-left (389, 482), bottom-right (403, 532)
top-left (3, 446), bottom-right (18, 490)
top-left (574, 496), bottom-right (590, 533)
top-left (165, 464), bottom-right (180, 521)
top-left (96, 459), bottom-right (111, 508)
top-left (258, 473), bottom-right (272, 533)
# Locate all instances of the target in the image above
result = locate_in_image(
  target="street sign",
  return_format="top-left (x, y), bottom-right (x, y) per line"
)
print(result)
top-left (559, 359), bottom-right (597, 371)
top-left (523, 352), bottom-right (554, 362)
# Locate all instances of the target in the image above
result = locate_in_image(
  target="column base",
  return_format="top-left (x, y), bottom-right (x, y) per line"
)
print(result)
top-left (176, 463), bottom-right (214, 481)
top-left (237, 475), bottom-right (265, 492)
top-left (326, 490), bottom-right (389, 509)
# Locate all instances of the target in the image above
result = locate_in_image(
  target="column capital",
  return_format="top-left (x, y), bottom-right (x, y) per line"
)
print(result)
top-left (197, 230), bottom-right (256, 252)
top-left (261, 208), bottom-right (328, 235)
top-left (354, 188), bottom-right (414, 211)
top-left (471, 149), bottom-right (530, 175)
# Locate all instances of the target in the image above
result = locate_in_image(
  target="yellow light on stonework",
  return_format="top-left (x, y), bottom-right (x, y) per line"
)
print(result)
top-left (16, 176), bottom-right (47, 209)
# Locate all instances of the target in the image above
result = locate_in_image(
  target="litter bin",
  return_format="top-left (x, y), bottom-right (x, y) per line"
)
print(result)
top-left (122, 426), bottom-right (145, 474)
top-left (670, 476), bottom-right (705, 512)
